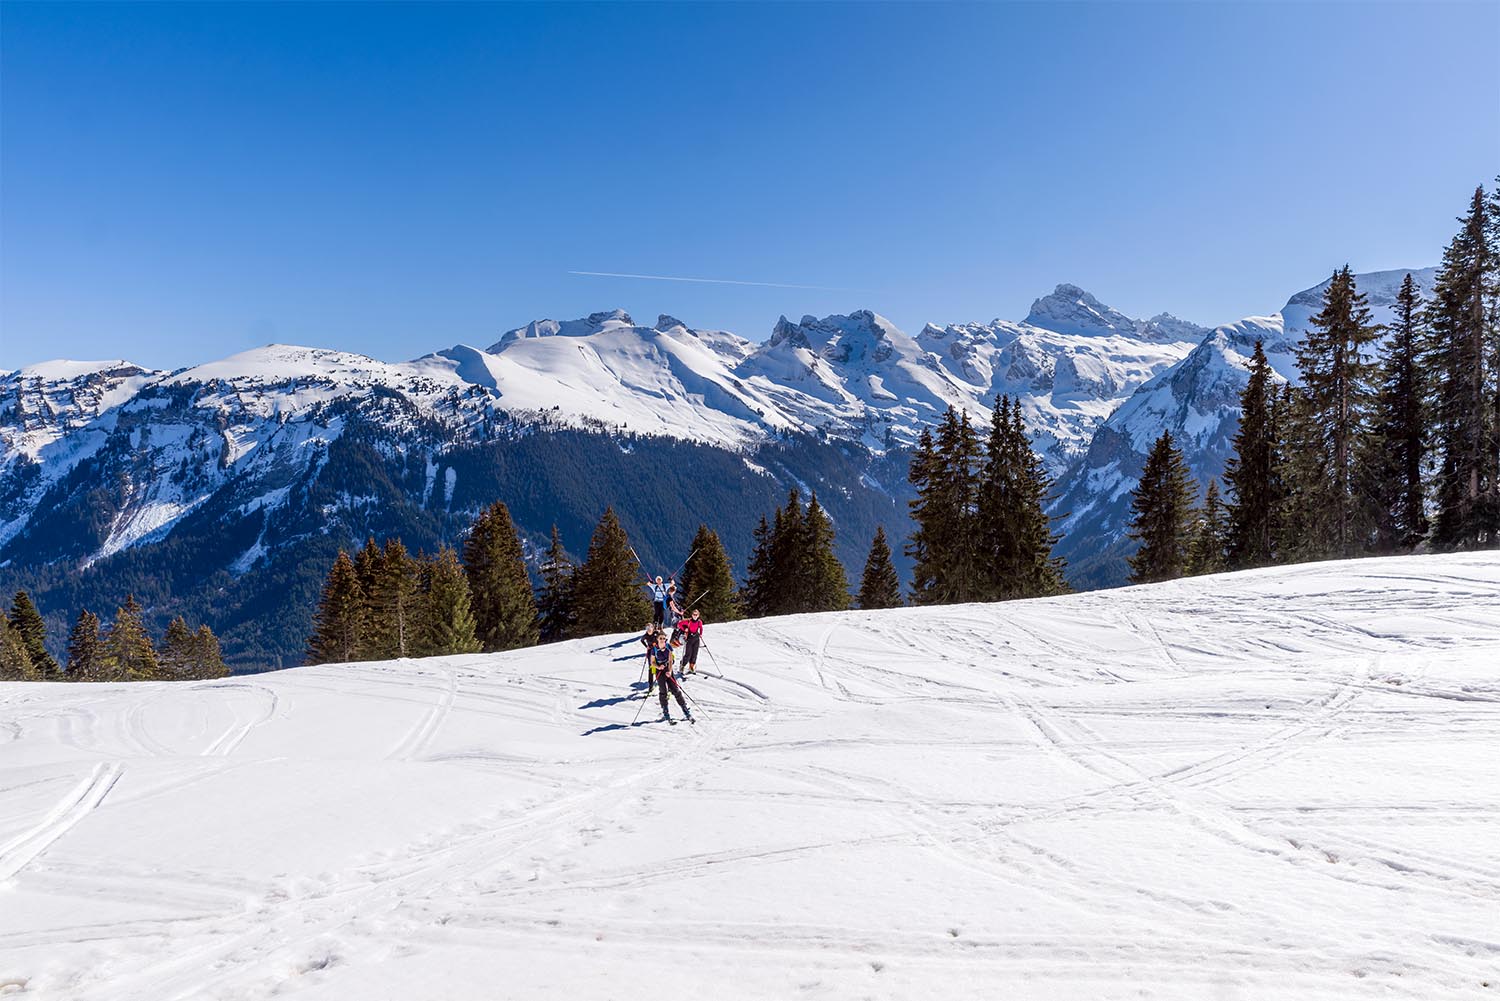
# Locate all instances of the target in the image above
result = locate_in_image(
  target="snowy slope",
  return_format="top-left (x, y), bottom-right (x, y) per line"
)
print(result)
top-left (3, 553), bottom-right (1498, 1000)
top-left (1051, 267), bottom-right (1439, 587)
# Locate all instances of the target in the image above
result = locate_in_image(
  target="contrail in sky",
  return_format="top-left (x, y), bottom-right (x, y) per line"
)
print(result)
top-left (568, 270), bottom-right (863, 292)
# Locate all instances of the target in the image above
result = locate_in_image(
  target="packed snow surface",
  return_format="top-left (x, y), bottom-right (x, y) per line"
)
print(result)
top-left (3, 554), bottom-right (1498, 1000)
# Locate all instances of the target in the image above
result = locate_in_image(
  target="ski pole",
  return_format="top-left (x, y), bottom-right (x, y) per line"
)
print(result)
top-left (676, 679), bottom-right (708, 721)
top-left (631, 669), bottom-right (654, 725)
top-left (669, 547), bottom-right (698, 582)
top-left (700, 638), bottom-right (725, 679)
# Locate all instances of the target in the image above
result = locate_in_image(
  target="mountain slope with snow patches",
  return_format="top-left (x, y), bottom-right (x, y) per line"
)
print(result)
top-left (2, 553), bottom-right (1497, 1000)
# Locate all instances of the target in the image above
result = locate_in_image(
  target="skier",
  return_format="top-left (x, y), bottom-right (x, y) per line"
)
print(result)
top-left (647, 576), bottom-right (671, 627)
top-left (674, 609), bottom-right (704, 676)
top-left (649, 633), bottom-right (692, 723)
top-left (666, 581), bottom-right (684, 627)
top-left (639, 621), bottom-right (661, 693)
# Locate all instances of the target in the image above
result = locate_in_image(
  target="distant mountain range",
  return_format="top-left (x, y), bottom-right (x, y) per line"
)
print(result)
top-left (0, 269), bottom-right (1430, 667)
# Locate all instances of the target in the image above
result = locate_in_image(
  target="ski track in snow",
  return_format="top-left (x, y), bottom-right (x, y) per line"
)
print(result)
top-left (3, 553), bottom-right (1500, 1000)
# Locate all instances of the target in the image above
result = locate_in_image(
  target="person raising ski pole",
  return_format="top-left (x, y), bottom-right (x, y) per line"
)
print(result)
top-left (674, 608), bottom-right (704, 676)
top-left (648, 633), bottom-right (692, 724)
top-left (646, 576), bottom-right (671, 627)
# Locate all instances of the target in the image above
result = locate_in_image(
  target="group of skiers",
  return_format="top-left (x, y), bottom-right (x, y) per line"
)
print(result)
top-left (639, 575), bottom-right (708, 724)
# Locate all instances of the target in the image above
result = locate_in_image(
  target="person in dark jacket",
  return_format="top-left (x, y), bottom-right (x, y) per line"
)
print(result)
top-left (649, 633), bottom-right (691, 723)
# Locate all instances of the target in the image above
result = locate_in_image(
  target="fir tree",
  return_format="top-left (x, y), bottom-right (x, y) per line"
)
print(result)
top-left (1273, 383), bottom-right (1328, 564)
top-left (677, 524), bottom-right (740, 622)
top-left (463, 501), bottom-right (539, 652)
top-left (365, 539), bottom-right (420, 659)
top-left (308, 550), bottom-right (366, 664)
top-left (190, 625), bottom-right (228, 680)
top-left (741, 515), bottom-right (775, 618)
top-left (0, 615), bottom-right (36, 681)
top-left (1428, 187), bottom-right (1498, 549)
top-left (105, 594), bottom-right (160, 681)
top-left (160, 617), bottom-right (196, 680)
top-left (8, 591), bottom-right (59, 678)
top-left (1225, 341), bottom-right (1281, 567)
top-left (1000, 398), bottom-right (1067, 598)
top-left (802, 492), bottom-right (851, 612)
top-left (1292, 265), bottom-right (1380, 557)
top-left (569, 507), bottom-right (649, 637)
top-left (857, 527), bottom-right (903, 609)
top-left (1127, 431), bottom-right (1196, 584)
top-left (415, 547), bottom-right (482, 656)
top-left (905, 427), bottom-right (939, 603)
top-left (353, 536), bottom-right (383, 602)
top-left (66, 610), bottom-right (103, 681)
top-left (1185, 479), bottom-right (1229, 576)
top-left (1365, 273), bottom-right (1430, 551)
top-left (908, 408), bottom-right (981, 604)
top-left (536, 525), bottom-right (577, 642)
top-left (768, 489), bottom-right (806, 613)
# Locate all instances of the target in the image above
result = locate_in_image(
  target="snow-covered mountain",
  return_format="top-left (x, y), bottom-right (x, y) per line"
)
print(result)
top-left (1051, 267), bottom-right (1439, 587)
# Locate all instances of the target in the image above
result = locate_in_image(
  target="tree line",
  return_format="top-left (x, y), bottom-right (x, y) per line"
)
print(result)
top-left (1126, 183), bottom-right (1500, 582)
top-left (0, 589), bottom-right (227, 682)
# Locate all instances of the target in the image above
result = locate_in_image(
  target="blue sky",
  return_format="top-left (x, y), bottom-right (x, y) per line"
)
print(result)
top-left (2, 1), bottom-right (1497, 370)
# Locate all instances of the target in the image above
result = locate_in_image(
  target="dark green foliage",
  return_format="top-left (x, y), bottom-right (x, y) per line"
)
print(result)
top-left (908, 409), bottom-right (982, 604)
top-left (976, 396), bottom-right (1067, 600)
top-left (66, 610), bottom-right (103, 681)
top-left (415, 547), bottom-right (481, 657)
top-left (160, 617), bottom-right (196, 680)
top-left (105, 594), bottom-right (160, 681)
top-left (0, 615), bottom-right (35, 680)
top-left (1225, 341), bottom-right (1282, 568)
top-left (802, 493), bottom-right (852, 613)
top-left (1428, 187), bottom-right (1498, 549)
top-left (1366, 273), bottom-right (1430, 552)
top-left (740, 515), bottom-right (775, 618)
top-left (462, 501), bottom-right (538, 652)
top-left (9, 590), bottom-right (59, 678)
top-left (365, 539), bottom-right (421, 659)
top-left (536, 525), bottom-right (577, 643)
top-left (677, 525), bottom-right (740, 622)
top-left (742, 491), bottom-right (852, 616)
top-left (307, 550), bottom-right (366, 665)
top-left (857, 527), bottom-right (903, 609)
top-left (190, 625), bottom-right (229, 680)
top-left (1127, 431), bottom-right (1197, 584)
top-left (1185, 479), bottom-right (1228, 576)
top-left (569, 507), bottom-right (649, 637)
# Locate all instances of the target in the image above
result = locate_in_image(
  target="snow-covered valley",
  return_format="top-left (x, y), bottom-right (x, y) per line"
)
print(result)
top-left (3, 554), bottom-right (1498, 999)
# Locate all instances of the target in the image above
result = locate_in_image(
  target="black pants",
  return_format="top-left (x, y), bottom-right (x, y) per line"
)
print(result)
top-left (681, 634), bottom-right (700, 667)
top-left (652, 601), bottom-right (666, 626)
top-left (656, 668), bottom-right (687, 715)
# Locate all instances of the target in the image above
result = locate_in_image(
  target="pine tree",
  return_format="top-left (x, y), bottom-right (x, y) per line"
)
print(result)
top-left (1429, 187), bottom-right (1498, 549)
top-left (190, 625), bottom-right (228, 680)
top-left (463, 501), bottom-right (539, 652)
top-left (1000, 398), bottom-right (1066, 598)
top-left (160, 617), bottom-right (195, 680)
top-left (0, 615), bottom-right (36, 681)
top-left (415, 547), bottom-right (482, 657)
top-left (1366, 273), bottom-right (1430, 551)
top-left (65, 610), bottom-right (103, 681)
top-left (1274, 383), bottom-right (1328, 564)
top-left (905, 427), bottom-right (939, 603)
top-left (677, 524), bottom-right (740, 622)
top-left (1127, 431), bottom-right (1197, 584)
top-left (1225, 341), bottom-right (1281, 567)
top-left (536, 525), bottom-right (577, 642)
top-left (908, 408), bottom-right (981, 604)
top-left (1292, 265), bottom-right (1380, 557)
top-left (569, 507), bottom-right (649, 637)
top-left (105, 594), bottom-right (160, 681)
top-left (857, 527), bottom-right (902, 609)
top-left (1185, 479), bottom-right (1229, 576)
top-left (741, 515), bottom-right (775, 618)
top-left (8, 591), bottom-right (59, 678)
top-left (308, 550), bottom-right (366, 664)
top-left (802, 492), bottom-right (851, 612)
top-left (365, 539), bottom-right (421, 659)
top-left (768, 489), bottom-right (806, 613)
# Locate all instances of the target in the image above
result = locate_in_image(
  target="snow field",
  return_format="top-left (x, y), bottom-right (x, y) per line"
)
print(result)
top-left (2, 553), bottom-right (1498, 999)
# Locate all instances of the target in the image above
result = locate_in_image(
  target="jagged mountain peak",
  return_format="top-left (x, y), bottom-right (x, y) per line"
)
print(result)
top-left (488, 309), bottom-right (634, 352)
top-left (1024, 283), bottom-right (1138, 337)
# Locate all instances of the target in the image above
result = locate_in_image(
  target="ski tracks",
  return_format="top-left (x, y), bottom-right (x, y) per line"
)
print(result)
top-left (201, 683), bottom-right (281, 757)
top-left (386, 666), bottom-right (457, 762)
top-left (0, 761), bottom-right (124, 881)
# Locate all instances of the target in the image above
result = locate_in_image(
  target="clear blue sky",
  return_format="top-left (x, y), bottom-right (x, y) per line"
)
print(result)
top-left (2, 1), bottom-right (1497, 371)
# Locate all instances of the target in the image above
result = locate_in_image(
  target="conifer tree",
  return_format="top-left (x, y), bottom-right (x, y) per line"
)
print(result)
top-left (768, 489), bottom-right (806, 612)
top-left (741, 515), bottom-right (775, 618)
top-left (1291, 265), bottom-right (1380, 557)
top-left (463, 501), bottom-right (539, 652)
top-left (678, 524), bottom-right (740, 622)
top-left (1365, 273), bottom-right (1430, 551)
top-left (1428, 187), bottom-right (1498, 549)
top-left (353, 536), bottom-right (383, 604)
top-left (66, 610), bottom-right (103, 681)
top-left (908, 408), bottom-right (981, 604)
top-left (190, 625), bottom-right (229, 679)
top-left (1001, 398), bottom-right (1067, 597)
top-left (8, 591), bottom-right (59, 678)
top-left (905, 427), bottom-right (939, 603)
top-left (857, 527), bottom-right (903, 609)
top-left (160, 617), bottom-right (196, 680)
top-left (1185, 479), bottom-right (1229, 576)
top-left (802, 492), bottom-right (851, 612)
top-left (1273, 383), bottom-right (1328, 564)
top-left (105, 594), bottom-right (160, 681)
top-left (536, 525), bottom-right (577, 642)
top-left (569, 507), bottom-right (649, 636)
top-left (1127, 431), bottom-right (1196, 584)
top-left (415, 547), bottom-right (482, 657)
top-left (365, 539), bottom-right (420, 659)
top-left (308, 550), bottom-right (366, 664)
top-left (0, 615), bottom-right (35, 681)
top-left (1225, 341), bottom-right (1281, 567)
